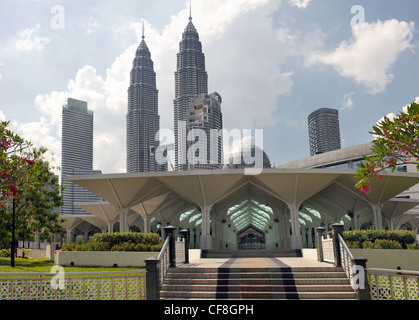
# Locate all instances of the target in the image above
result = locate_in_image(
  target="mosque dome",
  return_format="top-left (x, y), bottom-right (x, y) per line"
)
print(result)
top-left (223, 137), bottom-right (271, 169)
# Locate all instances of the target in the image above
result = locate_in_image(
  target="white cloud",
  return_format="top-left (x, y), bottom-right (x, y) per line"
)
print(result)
top-left (86, 17), bottom-right (102, 35)
top-left (0, 110), bottom-right (6, 121)
top-left (11, 117), bottom-right (61, 175)
top-left (288, 0), bottom-right (311, 9)
top-left (341, 92), bottom-right (355, 110)
top-left (308, 19), bottom-right (415, 94)
top-left (14, 24), bottom-right (51, 52)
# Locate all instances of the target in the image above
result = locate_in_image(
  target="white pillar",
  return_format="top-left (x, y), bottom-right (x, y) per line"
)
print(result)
top-left (288, 202), bottom-right (302, 249)
top-left (143, 215), bottom-right (151, 233)
top-left (200, 205), bottom-right (212, 250)
top-left (66, 228), bottom-right (74, 243)
top-left (119, 208), bottom-right (129, 233)
top-left (372, 204), bottom-right (383, 230)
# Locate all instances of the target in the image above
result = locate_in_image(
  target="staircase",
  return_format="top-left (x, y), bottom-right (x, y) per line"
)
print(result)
top-left (160, 264), bottom-right (357, 300)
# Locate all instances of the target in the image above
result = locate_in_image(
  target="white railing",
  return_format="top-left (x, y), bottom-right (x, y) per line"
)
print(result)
top-left (367, 268), bottom-right (419, 300)
top-left (0, 270), bottom-right (146, 300)
top-left (322, 234), bottom-right (334, 263)
top-left (157, 237), bottom-right (170, 286)
top-left (338, 234), bottom-right (357, 289)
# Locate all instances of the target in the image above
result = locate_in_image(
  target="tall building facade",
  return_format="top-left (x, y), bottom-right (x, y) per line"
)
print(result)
top-left (173, 15), bottom-right (209, 171)
top-left (127, 27), bottom-right (162, 173)
top-left (61, 98), bottom-right (101, 215)
top-left (187, 92), bottom-right (223, 169)
top-left (308, 108), bottom-right (341, 156)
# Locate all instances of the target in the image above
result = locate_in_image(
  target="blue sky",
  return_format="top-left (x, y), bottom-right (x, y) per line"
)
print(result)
top-left (0, 0), bottom-right (418, 173)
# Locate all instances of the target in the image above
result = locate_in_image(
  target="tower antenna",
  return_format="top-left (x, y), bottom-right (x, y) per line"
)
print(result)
top-left (142, 20), bottom-right (145, 39)
top-left (189, 0), bottom-right (192, 20)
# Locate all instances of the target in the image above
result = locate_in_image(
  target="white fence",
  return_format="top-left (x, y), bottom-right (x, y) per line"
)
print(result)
top-left (0, 271), bottom-right (146, 300)
top-left (321, 234), bottom-right (335, 263)
top-left (367, 268), bottom-right (419, 300)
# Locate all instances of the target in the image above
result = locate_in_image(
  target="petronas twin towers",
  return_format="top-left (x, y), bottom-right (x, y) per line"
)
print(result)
top-left (126, 13), bottom-right (223, 173)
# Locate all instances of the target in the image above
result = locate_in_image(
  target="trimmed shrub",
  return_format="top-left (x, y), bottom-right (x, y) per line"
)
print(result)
top-left (343, 230), bottom-right (416, 249)
top-left (62, 232), bottom-right (162, 252)
top-left (373, 239), bottom-right (403, 249)
top-left (345, 241), bottom-right (362, 249)
top-left (362, 241), bottom-right (375, 249)
top-left (407, 243), bottom-right (419, 250)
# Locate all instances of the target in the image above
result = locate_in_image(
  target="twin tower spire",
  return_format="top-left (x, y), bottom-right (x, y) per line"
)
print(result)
top-left (127, 4), bottom-right (222, 173)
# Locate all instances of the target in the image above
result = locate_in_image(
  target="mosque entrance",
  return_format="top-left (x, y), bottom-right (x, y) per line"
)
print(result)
top-left (237, 227), bottom-right (265, 250)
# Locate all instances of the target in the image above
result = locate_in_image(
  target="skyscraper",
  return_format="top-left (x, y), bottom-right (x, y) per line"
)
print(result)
top-left (308, 108), bottom-right (341, 156)
top-left (127, 24), bottom-right (162, 173)
top-left (187, 92), bottom-right (223, 169)
top-left (173, 14), bottom-right (209, 171)
top-left (61, 98), bottom-right (101, 215)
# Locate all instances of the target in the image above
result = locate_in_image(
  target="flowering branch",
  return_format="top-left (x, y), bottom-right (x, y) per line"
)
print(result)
top-left (356, 102), bottom-right (419, 193)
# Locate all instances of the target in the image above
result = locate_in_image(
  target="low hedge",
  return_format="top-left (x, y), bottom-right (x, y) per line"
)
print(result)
top-left (62, 232), bottom-right (163, 252)
top-left (343, 230), bottom-right (416, 249)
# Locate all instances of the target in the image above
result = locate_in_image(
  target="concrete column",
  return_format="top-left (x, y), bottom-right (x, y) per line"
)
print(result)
top-left (200, 205), bottom-right (212, 250)
top-left (211, 213), bottom-right (221, 250)
top-left (119, 208), bottom-right (129, 233)
top-left (287, 202), bottom-right (302, 249)
top-left (66, 228), bottom-right (74, 243)
top-left (372, 204), bottom-right (383, 230)
top-left (316, 227), bottom-right (325, 262)
top-left (143, 215), bottom-right (151, 233)
top-left (34, 232), bottom-right (40, 249)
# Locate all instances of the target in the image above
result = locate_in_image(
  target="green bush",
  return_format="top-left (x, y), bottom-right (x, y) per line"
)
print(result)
top-left (343, 230), bottom-right (416, 249)
top-left (407, 243), bottom-right (419, 250)
top-left (362, 241), bottom-right (375, 249)
top-left (373, 239), bottom-right (403, 249)
top-left (62, 232), bottom-right (162, 252)
top-left (0, 248), bottom-right (11, 257)
top-left (345, 241), bottom-right (362, 249)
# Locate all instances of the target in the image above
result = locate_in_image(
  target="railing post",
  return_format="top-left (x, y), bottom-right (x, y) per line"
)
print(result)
top-left (316, 227), bottom-right (325, 262)
top-left (179, 229), bottom-right (190, 264)
top-left (353, 257), bottom-right (370, 300)
top-left (164, 226), bottom-right (176, 267)
top-left (145, 257), bottom-right (159, 300)
top-left (331, 223), bottom-right (344, 267)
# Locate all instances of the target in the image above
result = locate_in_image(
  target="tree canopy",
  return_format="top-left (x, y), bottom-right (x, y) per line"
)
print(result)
top-left (356, 102), bottom-right (419, 193)
top-left (0, 121), bottom-right (64, 249)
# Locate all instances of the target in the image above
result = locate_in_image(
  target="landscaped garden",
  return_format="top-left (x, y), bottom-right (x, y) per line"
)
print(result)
top-left (60, 232), bottom-right (163, 252)
top-left (344, 229), bottom-right (419, 249)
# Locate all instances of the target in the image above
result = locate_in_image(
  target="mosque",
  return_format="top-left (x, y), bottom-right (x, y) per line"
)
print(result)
top-left (61, 141), bottom-right (419, 251)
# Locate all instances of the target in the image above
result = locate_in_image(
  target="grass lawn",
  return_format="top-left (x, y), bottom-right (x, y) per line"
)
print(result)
top-left (0, 257), bottom-right (145, 274)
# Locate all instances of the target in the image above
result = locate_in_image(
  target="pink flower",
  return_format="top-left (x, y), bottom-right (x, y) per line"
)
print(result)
top-left (360, 185), bottom-right (370, 194)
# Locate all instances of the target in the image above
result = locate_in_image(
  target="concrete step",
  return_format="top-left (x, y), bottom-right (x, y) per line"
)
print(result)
top-left (166, 271), bottom-right (348, 279)
top-left (161, 284), bottom-right (354, 293)
top-left (160, 290), bottom-right (358, 300)
top-left (164, 278), bottom-right (351, 286)
top-left (201, 249), bottom-right (302, 258)
top-left (167, 266), bottom-right (344, 273)
top-left (160, 264), bottom-right (357, 300)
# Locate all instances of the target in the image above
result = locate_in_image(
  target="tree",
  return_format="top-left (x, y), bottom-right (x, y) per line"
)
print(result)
top-left (14, 158), bottom-right (64, 252)
top-left (0, 121), bottom-right (63, 266)
top-left (355, 102), bottom-right (419, 193)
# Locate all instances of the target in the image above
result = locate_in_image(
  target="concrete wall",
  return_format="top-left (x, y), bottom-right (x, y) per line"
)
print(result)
top-left (17, 248), bottom-right (47, 259)
top-left (56, 251), bottom-right (159, 268)
top-left (351, 249), bottom-right (419, 271)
